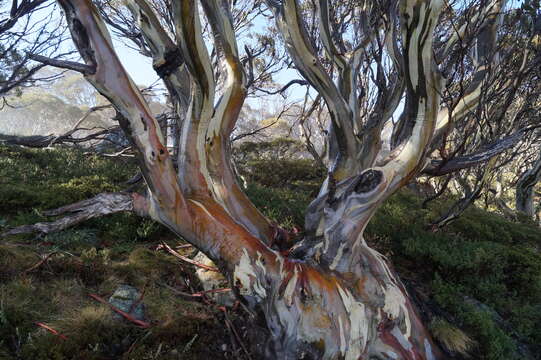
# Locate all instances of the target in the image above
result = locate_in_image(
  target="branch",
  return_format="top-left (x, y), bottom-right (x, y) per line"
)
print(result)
top-left (429, 159), bottom-right (496, 229)
top-left (0, 134), bottom-right (56, 148)
top-left (432, 0), bottom-right (506, 144)
top-left (265, 0), bottom-right (359, 179)
top-left (381, 0), bottom-right (444, 188)
top-left (29, 54), bottom-right (96, 74)
top-left (254, 79), bottom-right (309, 95)
top-left (1, 192), bottom-right (145, 237)
top-left (423, 128), bottom-right (528, 176)
top-left (126, 0), bottom-right (190, 108)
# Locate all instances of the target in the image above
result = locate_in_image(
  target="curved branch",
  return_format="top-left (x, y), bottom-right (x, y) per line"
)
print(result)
top-left (126, 0), bottom-right (190, 109)
top-left (423, 127), bottom-right (526, 176)
top-left (265, 0), bottom-right (359, 180)
top-left (29, 54), bottom-right (96, 74)
top-left (381, 0), bottom-right (444, 190)
top-left (432, 0), bottom-right (507, 144)
top-left (516, 151), bottom-right (541, 217)
top-left (172, 0), bottom-right (275, 242)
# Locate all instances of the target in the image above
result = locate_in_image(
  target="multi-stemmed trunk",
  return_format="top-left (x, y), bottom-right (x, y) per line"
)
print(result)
top-left (11, 0), bottom-right (516, 358)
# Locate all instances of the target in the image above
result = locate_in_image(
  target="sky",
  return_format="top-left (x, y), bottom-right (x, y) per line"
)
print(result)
top-left (114, 43), bottom-right (158, 87)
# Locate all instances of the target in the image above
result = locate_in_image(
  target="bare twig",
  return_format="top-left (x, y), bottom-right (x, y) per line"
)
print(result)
top-left (35, 322), bottom-right (68, 340)
top-left (88, 293), bottom-right (151, 328)
top-left (158, 242), bottom-right (219, 272)
top-left (24, 251), bottom-right (59, 273)
top-left (220, 307), bottom-right (252, 360)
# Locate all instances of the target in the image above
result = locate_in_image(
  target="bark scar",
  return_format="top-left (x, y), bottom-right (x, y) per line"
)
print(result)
top-left (354, 169), bottom-right (383, 193)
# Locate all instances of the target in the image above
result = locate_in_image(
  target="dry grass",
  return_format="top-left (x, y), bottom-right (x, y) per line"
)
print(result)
top-left (430, 317), bottom-right (476, 356)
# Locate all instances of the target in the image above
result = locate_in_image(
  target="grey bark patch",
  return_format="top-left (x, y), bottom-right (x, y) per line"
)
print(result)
top-left (354, 169), bottom-right (383, 193)
top-left (108, 284), bottom-right (145, 321)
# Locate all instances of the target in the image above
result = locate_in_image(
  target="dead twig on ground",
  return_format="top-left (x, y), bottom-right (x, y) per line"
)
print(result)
top-left (88, 293), bottom-right (151, 328)
top-left (35, 322), bottom-right (68, 340)
top-left (220, 307), bottom-right (252, 360)
top-left (158, 242), bottom-right (220, 272)
top-left (24, 252), bottom-right (59, 274)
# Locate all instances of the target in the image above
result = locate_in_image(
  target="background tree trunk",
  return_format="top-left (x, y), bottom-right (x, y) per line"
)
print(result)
top-left (516, 153), bottom-right (541, 219)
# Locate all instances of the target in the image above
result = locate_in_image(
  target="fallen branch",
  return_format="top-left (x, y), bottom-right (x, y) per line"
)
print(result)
top-left (192, 288), bottom-right (232, 297)
top-left (0, 105), bottom-right (114, 149)
top-left (158, 242), bottom-right (220, 272)
top-left (1, 192), bottom-right (142, 237)
top-left (35, 322), bottom-right (68, 340)
top-left (88, 293), bottom-right (151, 328)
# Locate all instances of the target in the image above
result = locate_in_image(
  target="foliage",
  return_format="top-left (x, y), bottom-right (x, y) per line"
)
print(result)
top-left (244, 183), bottom-right (312, 230)
top-left (366, 190), bottom-right (541, 359)
top-left (235, 137), bottom-right (326, 196)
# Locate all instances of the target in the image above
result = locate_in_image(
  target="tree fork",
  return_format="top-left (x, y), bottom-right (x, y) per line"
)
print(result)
top-left (10, 0), bottom-right (450, 358)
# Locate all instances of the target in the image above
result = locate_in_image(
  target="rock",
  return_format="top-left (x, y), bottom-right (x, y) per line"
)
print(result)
top-left (108, 284), bottom-right (145, 321)
top-left (193, 252), bottom-right (236, 307)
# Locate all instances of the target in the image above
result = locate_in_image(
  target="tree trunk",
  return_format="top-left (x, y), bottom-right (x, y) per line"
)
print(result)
top-left (24, 0), bottom-right (459, 358)
top-left (516, 152), bottom-right (541, 218)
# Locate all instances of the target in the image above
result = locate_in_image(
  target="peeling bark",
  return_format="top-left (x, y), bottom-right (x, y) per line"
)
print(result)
top-left (13, 0), bottom-right (483, 358)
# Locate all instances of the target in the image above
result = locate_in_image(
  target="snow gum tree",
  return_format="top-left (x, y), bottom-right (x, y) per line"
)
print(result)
top-left (5, 0), bottom-right (524, 358)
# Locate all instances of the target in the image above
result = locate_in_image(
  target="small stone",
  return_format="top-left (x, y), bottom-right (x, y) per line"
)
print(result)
top-left (108, 284), bottom-right (145, 321)
top-left (221, 344), bottom-right (227, 351)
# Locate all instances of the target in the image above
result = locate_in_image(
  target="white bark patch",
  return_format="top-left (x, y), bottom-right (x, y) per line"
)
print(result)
top-left (338, 316), bottom-right (346, 355)
top-left (283, 264), bottom-right (299, 306)
top-left (383, 285), bottom-right (411, 337)
top-left (405, 2), bottom-right (425, 90)
top-left (424, 338), bottom-right (436, 360)
top-left (233, 248), bottom-right (267, 300)
top-left (337, 285), bottom-right (369, 360)
top-left (329, 242), bottom-right (347, 271)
